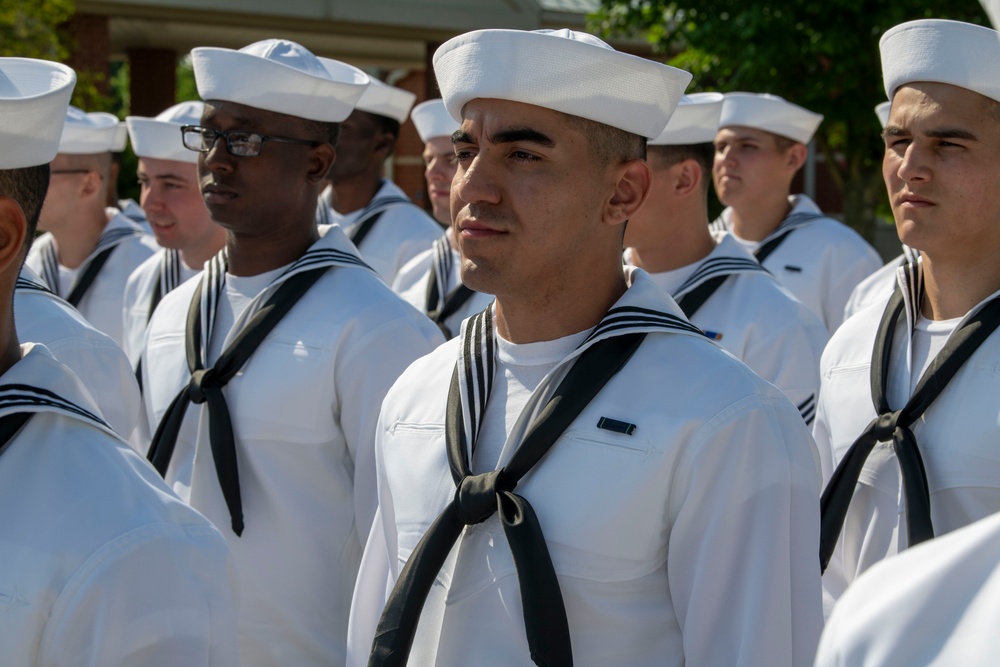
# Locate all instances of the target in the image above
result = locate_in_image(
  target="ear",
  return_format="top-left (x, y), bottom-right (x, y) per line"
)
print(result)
top-left (307, 143), bottom-right (337, 185)
top-left (672, 159), bottom-right (703, 198)
top-left (603, 159), bottom-right (651, 227)
top-left (80, 170), bottom-right (102, 198)
top-left (373, 131), bottom-right (396, 162)
top-left (0, 198), bottom-right (28, 274)
top-left (786, 143), bottom-right (808, 172)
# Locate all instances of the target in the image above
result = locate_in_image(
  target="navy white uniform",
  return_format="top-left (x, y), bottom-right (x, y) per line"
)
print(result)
top-left (815, 266), bottom-right (1000, 602)
top-left (141, 224), bottom-right (443, 667)
top-left (0, 343), bottom-right (239, 666)
top-left (349, 268), bottom-right (824, 667)
top-left (714, 194), bottom-right (882, 334)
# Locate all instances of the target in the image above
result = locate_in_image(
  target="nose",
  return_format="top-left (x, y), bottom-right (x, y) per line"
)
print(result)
top-left (140, 182), bottom-right (164, 212)
top-left (893, 142), bottom-right (930, 184)
top-left (426, 156), bottom-right (446, 183)
top-left (454, 154), bottom-right (500, 206)
top-left (715, 144), bottom-right (734, 169)
top-left (201, 134), bottom-right (234, 174)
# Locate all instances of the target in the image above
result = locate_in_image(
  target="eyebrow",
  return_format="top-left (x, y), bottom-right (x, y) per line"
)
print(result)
top-left (138, 172), bottom-right (189, 182)
top-left (883, 125), bottom-right (978, 142)
top-left (452, 127), bottom-right (556, 148)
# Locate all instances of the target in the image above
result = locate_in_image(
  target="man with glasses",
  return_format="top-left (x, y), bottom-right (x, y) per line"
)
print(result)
top-left (138, 40), bottom-right (443, 667)
top-left (26, 106), bottom-right (158, 348)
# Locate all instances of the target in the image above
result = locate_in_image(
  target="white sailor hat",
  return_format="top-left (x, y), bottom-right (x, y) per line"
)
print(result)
top-left (880, 19), bottom-right (1000, 104)
top-left (875, 101), bottom-right (892, 128)
top-left (649, 92), bottom-right (725, 146)
top-left (59, 106), bottom-right (122, 154)
top-left (983, 0), bottom-right (1000, 29)
top-left (718, 93), bottom-right (823, 144)
top-left (350, 74), bottom-right (416, 123)
top-left (433, 28), bottom-right (691, 139)
top-left (191, 39), bottom-right (369, 122)
top-left (126, 101), bottom-right (205, 163)
top-left (0, 57), bottom-right (76, 168)
top-left (410, 99), bottom-right (460, 142)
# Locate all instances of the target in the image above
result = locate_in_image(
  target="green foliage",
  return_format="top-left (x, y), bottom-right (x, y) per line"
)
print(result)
top-left (0, 0), bottom-right (74, 60)
top-left (176, 54), bottom-right (199, 102)
top-left (591, 1), bottom-right (990, 238)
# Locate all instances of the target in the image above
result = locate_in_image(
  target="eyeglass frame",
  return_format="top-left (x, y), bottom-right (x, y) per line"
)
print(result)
top-left (180, 125), bottom-right (324, 157)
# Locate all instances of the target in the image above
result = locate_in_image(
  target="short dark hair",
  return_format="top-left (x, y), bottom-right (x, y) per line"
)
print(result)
top-left (297, 118), bottom-right (341, 147)
top-left (0, 164), bottom-right (50, 252)
top-left (648, 142), bottom-right (715, 191)
top-left (561, 112), bottom-right (647, 166)
top-left (771, 133), bottom-right (798, 152)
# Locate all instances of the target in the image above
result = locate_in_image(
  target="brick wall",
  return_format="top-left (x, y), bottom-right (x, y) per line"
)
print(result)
top-left (65, 14), bottom-right (111, 97)
top-left (391, 68), bottom-right (432, 213)
top-left (129, 48), bottom-right (178, 117)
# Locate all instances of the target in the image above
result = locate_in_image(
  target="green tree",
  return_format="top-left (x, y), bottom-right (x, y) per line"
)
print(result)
top-left (0, 0), bottom-right (73, 60)
top-left (592, 1), bottom-right (989, 241)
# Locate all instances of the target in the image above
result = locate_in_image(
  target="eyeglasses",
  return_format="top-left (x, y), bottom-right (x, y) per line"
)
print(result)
top-left (180, 125), bottom-right (322, 157)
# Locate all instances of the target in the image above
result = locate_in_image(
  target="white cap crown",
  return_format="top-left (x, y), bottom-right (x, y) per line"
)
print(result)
top-left (0, 57), bottom-right (76, 168)
top-left (59, 106), bottom-right (122, 154)
top-left (718, 93), bottom-right (822, 144)
top-left (411, 99), bottom-right (460, 142)
top-left (650, 92), bottom-right (725, 145)
top-left (349, 75), bottom-right (416, 123)
top-left (433, 28), bottom-right (691, 139)
top-left (880, 19), bottom-right (1000, 104)
top-left (192, 39), bottom-right (370, 122)
top-left (126, 101), bottom-right (205, 163)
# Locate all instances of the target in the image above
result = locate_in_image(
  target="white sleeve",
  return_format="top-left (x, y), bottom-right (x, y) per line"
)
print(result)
top-left (336, 316), bottom-right (443, 545)
top-left (347, 508), bottom-right (393, 667)
top-left (742, 317), bottom-right (827, 430)
top-left (38, 523), bottom-right (240, 667)
top-left (668, 393), bottom-right (824, 667)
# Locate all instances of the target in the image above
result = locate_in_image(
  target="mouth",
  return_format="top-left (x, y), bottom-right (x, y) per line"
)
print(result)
top-left (458, 218), bottom-right (504, 239)
top-left (430, 188), bottom-right (450, 200)
top-left (898, 193), bottom-right (934, 208)
top-left (148, 218), bottom-right (176, 230)
top-left (202, 182), bottom-right (238, 204)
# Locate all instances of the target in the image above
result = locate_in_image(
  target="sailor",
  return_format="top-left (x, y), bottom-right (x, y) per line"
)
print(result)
top-left (0, 55), bottom-right (238, 667)
top-left (316, 69), bottom-right (443, 285)
top-left (348, 28), bottom-right (823, 667)
top-left (391, 99), bottom-right (495, 337)
top-left (624, 92), bottom-right (828, 423)
top-left (26, 106), bottom-right (158, 347)
top-left (815, 19), bottom-right (1000, 611)
top-left (712, 92), bottom-right (882, 334)
top-left (122, 101), bottom-right (226, 368)
top-left (139, 40), bottom-right (443, 667)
